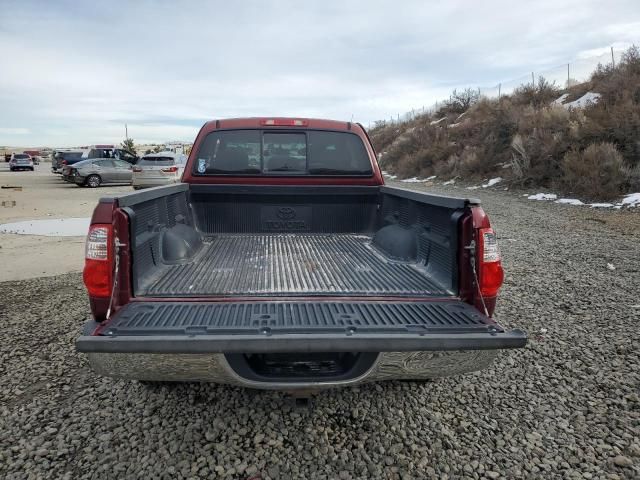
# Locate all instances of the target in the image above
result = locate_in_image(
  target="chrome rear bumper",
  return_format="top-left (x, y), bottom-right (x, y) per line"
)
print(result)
top-left (86, 349), bottom-right (498, 390)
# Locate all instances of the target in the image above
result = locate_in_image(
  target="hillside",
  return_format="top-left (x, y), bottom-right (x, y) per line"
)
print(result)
top-left (370, 46), bottom-right (640, 201)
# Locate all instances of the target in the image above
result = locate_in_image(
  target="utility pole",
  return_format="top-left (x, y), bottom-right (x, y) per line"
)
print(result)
top-left (567, 63), bottom-right (570, 87)
top-left (498, 83), bottom-right (501, 99)
top-left (611, 46), bottom-right (615, 68)
top-left (531, 72), bottom-right (535, 86)
top-left (125, 124), bottom-right (129, 141)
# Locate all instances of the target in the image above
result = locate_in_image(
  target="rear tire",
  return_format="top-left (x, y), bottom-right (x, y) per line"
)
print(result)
top-left (86, 175), bottom-right (101, 188)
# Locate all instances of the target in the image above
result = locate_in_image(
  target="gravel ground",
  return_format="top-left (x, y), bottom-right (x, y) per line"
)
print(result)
top-left (1, 184), bottom-right (638, 480)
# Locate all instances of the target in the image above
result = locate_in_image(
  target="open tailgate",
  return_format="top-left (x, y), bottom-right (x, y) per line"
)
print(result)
top-left (76, 300), bottom-right (527, 354)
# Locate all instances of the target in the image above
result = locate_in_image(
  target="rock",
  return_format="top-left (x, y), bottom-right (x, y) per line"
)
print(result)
top-left (613, 455), bottom-right (633, 467)
top-left (267, 466), bottom-right (280, 478)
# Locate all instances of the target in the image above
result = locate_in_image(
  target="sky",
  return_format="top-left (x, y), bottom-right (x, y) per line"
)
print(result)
top-left (0, 0), bottom-right (639, 147)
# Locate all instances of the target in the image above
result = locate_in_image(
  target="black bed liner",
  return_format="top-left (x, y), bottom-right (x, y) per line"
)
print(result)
top-left (76, 300), bottom-right (527, 353)
top-left (141, 234), bottom-right (449, 297)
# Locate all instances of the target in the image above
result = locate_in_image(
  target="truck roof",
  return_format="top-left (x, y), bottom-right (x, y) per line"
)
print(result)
top-left (202, 117), bottom-right (359, 132)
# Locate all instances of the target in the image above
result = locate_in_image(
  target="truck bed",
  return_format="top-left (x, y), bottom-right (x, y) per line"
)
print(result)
top-left (118, 184), bottom-right (473, 300)
top-left (141, 234), bottom-right (449, 297)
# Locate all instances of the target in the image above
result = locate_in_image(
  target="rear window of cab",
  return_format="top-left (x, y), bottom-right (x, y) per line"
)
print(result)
top-left (193, 129), bottom-right (373, 176)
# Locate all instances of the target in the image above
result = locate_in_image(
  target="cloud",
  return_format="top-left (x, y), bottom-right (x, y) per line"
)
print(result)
top-left (0, 0), bottom-right (638, 146)
top-left (0, 128), bottom-right (30, 135)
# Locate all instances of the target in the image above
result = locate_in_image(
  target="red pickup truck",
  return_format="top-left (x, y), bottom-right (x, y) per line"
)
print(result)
top-left (76, 117), bottom-right (526, 390)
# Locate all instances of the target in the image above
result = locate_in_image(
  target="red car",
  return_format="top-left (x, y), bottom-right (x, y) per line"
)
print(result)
top-left (76, 118), bottom-right (526, 391)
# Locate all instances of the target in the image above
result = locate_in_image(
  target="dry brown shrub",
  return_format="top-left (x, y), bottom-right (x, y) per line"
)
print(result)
top-left (560, 143), bottom-right (630, 199)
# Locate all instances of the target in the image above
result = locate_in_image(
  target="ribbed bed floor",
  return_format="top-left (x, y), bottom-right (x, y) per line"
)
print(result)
top-left (142, 234), bottom-right (449, 297)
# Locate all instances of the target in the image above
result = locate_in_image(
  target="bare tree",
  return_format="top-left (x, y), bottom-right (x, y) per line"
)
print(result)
top-left (447, 88), bottom-right (480, 113)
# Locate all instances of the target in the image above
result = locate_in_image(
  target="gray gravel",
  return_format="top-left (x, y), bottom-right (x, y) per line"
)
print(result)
top-left (1, 184), bottom-right (639, 479)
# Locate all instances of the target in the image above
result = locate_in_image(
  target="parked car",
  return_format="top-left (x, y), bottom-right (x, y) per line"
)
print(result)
top-left (76, 117), bottom-right (527, 392)
top-left (52, 150), bottom-right (85, 173)
top-left (132, 151), bottom-right (186, 189)
top-left (9, 153), bottom-right (34, 171)
top-left (53, 147), bottom-right (138, 175)
top-left (86, 146), bottom-right (139, 165)
top-left (63, 158), bottom-right (133, 187)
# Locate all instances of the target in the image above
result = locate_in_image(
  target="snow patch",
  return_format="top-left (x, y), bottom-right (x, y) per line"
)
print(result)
top-left (528, 193), bottom-right (557, 201)
top-left (466, 186), bottom-right (480, 190)
top-left (555, 198), bottom-right (584, 206)
top-left (401, 177), bottom-right (426, 183)
top-left (425, 175), bottom-right (437, 181)
top-left (552, 93), bottom-right (569, 105)
top-left (482, 177), bottom-right (502, 188)
top-left (564, 92), bottom-right (601, 109)
top-left (448, 122), bottom-right (461, 128)
top-left (621, 193), bottom-right (640, 207)
top-left (430, 117), bottom-right (446, 125)
top-left (0, 217), bottom-right (90, 237)
top-left (443, 179), bottom-right (456, 185)
top-left (589, 203), bottom-right (614, 208)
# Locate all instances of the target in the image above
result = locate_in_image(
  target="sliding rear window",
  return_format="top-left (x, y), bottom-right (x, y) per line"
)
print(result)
top-left (193, 130), bottom-right (373, 176)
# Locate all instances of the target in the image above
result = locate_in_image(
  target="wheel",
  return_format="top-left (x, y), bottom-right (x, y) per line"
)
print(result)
top-left (86, 175), bottom-right (101, 188)
top-left (9, 168), bottom-right (14, 172)
top-left (30, 167), bottom-right (34, 171)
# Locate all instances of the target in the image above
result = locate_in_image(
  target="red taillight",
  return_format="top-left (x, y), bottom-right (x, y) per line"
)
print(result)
top-left (132, 166), bottom-right (142, 172)
top-left (260, 118), bottom-right (308, 126)
top-left (61, 160), bottom-right (68, 165)
top-left (477, 227), bottom-right (504, 297)
top-left (83, 224), bottom-right (113, 298)
top-left (161, 165), bottom-right (178, 173)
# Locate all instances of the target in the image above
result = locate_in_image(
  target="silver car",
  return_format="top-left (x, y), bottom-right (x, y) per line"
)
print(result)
top-left (9, 154), bottom-right (34, 171)
top-left (63, 158), bottom-right (133, 188)
top-left (132, 152), bottom-right (186, 189)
